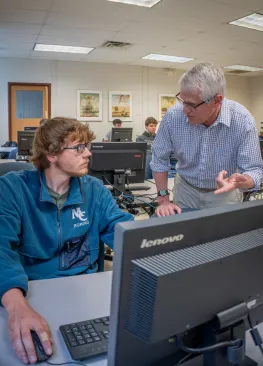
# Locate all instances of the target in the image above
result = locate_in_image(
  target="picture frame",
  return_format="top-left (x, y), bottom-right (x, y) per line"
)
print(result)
top-left (109, 91), bottom-right (132, 122)
top-left (77, 90), bottom-right (102, 121)
top-left (159, 94), bottom-right (176, 121)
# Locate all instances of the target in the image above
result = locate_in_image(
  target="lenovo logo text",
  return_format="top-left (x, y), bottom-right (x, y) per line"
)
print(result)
top-left (140, 234), bottom-right (184, 249)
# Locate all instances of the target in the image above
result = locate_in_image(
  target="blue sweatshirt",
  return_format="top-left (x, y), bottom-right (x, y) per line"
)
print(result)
top-left (0, 170), bottom-right (133, 303)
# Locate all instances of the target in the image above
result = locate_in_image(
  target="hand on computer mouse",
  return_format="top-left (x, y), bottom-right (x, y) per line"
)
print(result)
top-left (31, 330), bottom-right (51, 363)
top-left (2, 289), bottom-right (53, 364)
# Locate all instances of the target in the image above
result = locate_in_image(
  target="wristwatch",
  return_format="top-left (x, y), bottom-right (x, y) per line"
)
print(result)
top-left (157, 189), bottom-right (169, 197)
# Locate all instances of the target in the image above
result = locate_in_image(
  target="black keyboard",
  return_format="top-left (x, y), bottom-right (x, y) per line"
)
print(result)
top-left (60, 316), bottom-right (109, 361)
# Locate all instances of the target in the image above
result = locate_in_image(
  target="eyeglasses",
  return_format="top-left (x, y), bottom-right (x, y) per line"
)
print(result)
top-left (63, 143), bottom-right (91, 154)
top-left (176, 93), bottom-right (215, 110)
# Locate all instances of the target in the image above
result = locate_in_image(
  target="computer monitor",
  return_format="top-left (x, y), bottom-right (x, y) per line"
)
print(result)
top-left (111, 128), bottom-right (133, 142)
top-left (88, 142), bottom-right (147, 196)
top-left (17, 131), bottom-right (35, 160)
top-left (260, 140), bottom-right (263, 159)
top-left (108, 200), bottom-right (263, 366)
top-left (24, 126), bottom-right (38, 131)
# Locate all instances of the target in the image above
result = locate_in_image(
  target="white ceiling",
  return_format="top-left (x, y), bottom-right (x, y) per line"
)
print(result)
top-left (1, 0), bottom-right (263, 75)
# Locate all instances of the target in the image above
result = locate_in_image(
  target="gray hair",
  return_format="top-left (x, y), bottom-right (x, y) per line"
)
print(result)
top-left (179, 62), bottom-right (226, 101)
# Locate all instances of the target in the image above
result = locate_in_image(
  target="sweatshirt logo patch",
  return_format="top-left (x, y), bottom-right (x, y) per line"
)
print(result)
top-left (72, 207), bottom-right (89, 228)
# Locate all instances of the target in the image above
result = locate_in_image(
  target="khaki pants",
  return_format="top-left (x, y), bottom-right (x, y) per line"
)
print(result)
top-left (173, 174), bottom-right (243, 210)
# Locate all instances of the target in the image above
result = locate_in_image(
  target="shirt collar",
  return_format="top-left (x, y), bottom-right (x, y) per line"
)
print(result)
top-left (143, 131), bottom-right (155, 137)
top-left (39, 170), bottom-right (84, 206)
top-left (210, 98), bottom-right (231, 128)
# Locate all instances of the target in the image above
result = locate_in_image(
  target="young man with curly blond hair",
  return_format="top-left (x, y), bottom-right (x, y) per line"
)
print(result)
top-left (0, 117), bottom-right (132, 364)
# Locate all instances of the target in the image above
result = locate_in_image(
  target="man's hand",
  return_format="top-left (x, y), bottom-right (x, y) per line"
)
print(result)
top-left (156, 197), bottom-right (181, 217)
top-left (2, 289), bottom-right (53, 364)
top-left (215, 170), bottom-right (254, 195)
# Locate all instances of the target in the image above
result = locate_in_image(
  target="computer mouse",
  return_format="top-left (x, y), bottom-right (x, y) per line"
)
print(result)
top-left (31, 330), bottom-right (51, 363)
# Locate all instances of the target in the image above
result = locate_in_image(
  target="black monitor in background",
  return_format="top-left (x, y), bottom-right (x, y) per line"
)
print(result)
top-left (108, 200), bottom-right (263, 366)
top-left (111, 127), bottom-right (133, 142)
top-left (260, 140), bottom-right (263, 159)
top-left (88, 142), bottom-right (147, 196)
top-left (24, 126), bottom-right (38, 131)
top-left (17, 131), bottom-right (35, 160)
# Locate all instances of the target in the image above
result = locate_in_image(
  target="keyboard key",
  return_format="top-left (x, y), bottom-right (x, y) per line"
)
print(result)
top-left (91, 332), bottom-right (98, 337)
top-left (67, 333), bottom-right (76, 342)
top-left (89, 328), bottom-right (95, 333)
top-left (102, 330), bottom-right (109, 335)
top-left (64, 326), bottom-right (72, 333)
top-left (76, 335), bottom-right (84, 340)
top-left (103, 320), bottom-right (110, 326)
top-left (83, 334), bottom-right (91, 339)
top-left (93, 336), bottom-right (101, 342)
top-left (82, 330), bottom-right (89, 335)
top-left (79, 325), bottom-right (86, 330)
top-left (94, 319), bottom-right (101, 324)
top-left (87, 325), bottom-right (93, 329)
top-left (73, 331), bottom-right (81, 336)
top-left (78, 340), bottom-right (86, 345)
top-left (102, 317), bottom-right (109, 322)
top-left (72, 327), bottom-right (78, 332)
top-left (87, 338), bottom-right (94, 343)
top-left (105, 334), bottom-right (109, 339)
top-left (70, 341), bottom-right (78, 347)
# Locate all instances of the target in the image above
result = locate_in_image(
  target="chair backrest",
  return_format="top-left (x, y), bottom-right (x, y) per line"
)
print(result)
top-left (8, 147), bottom-right (18, 159)
top-left (0, 162), bottom-right (34, 177)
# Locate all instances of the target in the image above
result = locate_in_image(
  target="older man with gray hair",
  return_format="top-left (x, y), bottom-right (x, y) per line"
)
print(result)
top-left (151, 62), bottom-right (263, 216)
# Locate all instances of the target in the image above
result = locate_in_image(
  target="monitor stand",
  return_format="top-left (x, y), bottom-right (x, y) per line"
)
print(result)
top-left (202, 320), bottom-right (257, 366)
top-left (160, 303), bottom-right (258, 366)
top-left (113, 173), bottom-right (126, 197)
top-left (112, 172), bottom-right (150, 196)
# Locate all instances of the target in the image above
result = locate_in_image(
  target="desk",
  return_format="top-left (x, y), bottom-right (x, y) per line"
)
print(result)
top-left (0, 272), bottom-right (262, 366)
top-left (0, 147), bottom-right (16, 153)
top-left (106, 178), bottom-right (175, 203)
top-left (0, 158), bottom-right (19, 164)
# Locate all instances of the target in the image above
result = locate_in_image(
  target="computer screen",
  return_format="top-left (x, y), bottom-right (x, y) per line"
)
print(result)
top-left (88, 142), bottom-right (147, 195)
top-left (111, 128), bottom-right (133, 142)
top-left (108, 200), bottom-right (263, 366)
top-left (17, 131), bottom-right (35, 156)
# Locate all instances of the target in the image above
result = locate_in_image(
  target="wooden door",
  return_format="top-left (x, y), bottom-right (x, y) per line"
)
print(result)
top-left (8, 83), bottom-right (51, 142)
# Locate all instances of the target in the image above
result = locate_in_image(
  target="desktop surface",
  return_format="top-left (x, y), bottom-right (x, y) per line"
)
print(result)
top-left (0, 146), bottom-right (16, 153)
top-left (0, 272), bottom-right (262, 366)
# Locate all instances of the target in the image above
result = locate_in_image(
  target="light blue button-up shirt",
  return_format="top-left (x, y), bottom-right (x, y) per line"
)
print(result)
top-left (151, 98), bottom-right (263, 190)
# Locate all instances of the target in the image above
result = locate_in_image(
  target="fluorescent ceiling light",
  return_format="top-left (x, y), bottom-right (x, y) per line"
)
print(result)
top-left (225, 65), bottom-right (263, 72)
top-left (142, 53), bottom-right (193, 63)
top-left (107, 0), bottom-right (162, 7)
top-left (34, 44), bottom-right (94, 54)
top-left (229, 13), bottom-right (263, 32)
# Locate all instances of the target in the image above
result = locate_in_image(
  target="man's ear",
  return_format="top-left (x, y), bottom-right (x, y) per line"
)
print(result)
top-left (214, 94), bottom-right (223, 105)
top-left (46, 153), bottom-right (58, 164)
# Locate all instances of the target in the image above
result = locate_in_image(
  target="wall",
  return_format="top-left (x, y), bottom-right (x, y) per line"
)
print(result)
top-left (0, 57), bottom-right (256, 144)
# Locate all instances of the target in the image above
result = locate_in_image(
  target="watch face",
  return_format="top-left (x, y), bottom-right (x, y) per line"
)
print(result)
top-left (160, 190), bottom-right (167, 196)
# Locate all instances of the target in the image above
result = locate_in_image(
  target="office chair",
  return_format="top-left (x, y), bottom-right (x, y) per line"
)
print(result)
top-left (0, 162), bottom-right (34, 176)
top-left (8, 147), bottom-right (18, 159)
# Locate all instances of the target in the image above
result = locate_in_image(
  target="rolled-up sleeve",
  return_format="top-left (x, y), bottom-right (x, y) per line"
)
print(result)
top-left (238, 118), bottom-right (263, 190)
top-left (150, 111), bottom-right (174, 172)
